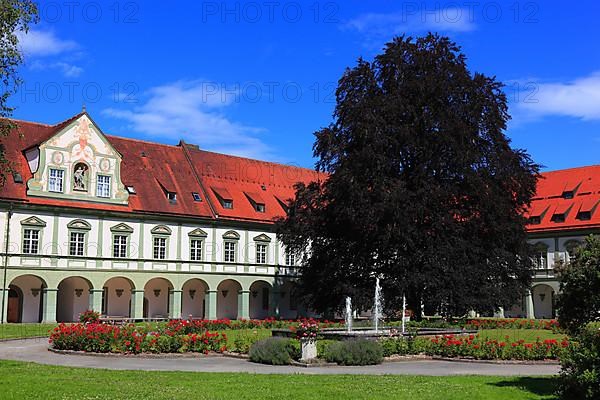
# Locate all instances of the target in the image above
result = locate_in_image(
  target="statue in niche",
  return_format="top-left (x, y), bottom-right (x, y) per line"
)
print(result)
top-left (73, 163), bottom-right (88, 191)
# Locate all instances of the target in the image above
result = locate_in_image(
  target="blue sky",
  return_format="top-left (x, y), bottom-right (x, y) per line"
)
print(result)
top-left (11, 0), bottom-right (600, 171)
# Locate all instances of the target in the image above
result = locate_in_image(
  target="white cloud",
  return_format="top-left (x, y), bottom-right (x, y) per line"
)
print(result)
top-left (17, 29), bottom-right (78, 57)
top-left (344, 7), bottom-right (476, 44)
top-left (511, 72), bottom-right (600, 123)
top-left (30, 60), bottom-right (83, 78)
top-left (103, 80), bottom-right (274, 159)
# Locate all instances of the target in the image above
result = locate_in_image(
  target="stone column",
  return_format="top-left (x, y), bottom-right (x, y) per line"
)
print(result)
top-left (238, 290), bottom-right (250, 320)
top-left (0, 288), bottom-right (9, 323)
top-left (169, 289), bottom-right (182, 319)
top-left (205, 290), bottom-right (217, 320)
top-left (525, 290), bottom-right (535, 319)
top-left (89, 289), bottom-right (104, 314)
top-left (131, 289), bottom-right (145, 320)
top-left (42, 288), bottom-right (58, 323)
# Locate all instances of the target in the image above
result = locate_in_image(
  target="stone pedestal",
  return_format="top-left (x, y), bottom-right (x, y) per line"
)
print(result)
top-left (300, 338), bottom-right (317, 362)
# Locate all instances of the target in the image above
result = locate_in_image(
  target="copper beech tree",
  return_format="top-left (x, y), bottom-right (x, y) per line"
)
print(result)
top-left (277, 34), bottom-right (540, 319)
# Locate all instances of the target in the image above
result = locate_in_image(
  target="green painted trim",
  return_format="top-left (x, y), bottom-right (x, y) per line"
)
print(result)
top-left (97, 218), bottom-right (104, 257)
top-left (20, 216), bottom-right (47, 227)
top-left (20, 224), bottom-right (44, 257)
top-left (66, 219), bottom-right (92, 230)
top-left (111, 232), bottom-right (132, 258)
top-left (47, 166), bottom-right (67, 194)
top-left (67, 228), bottom-right (89, 257)
top-left (52, 214), bottom-right (59, 257)
top-left (110, 223), bottom-right (134, 233)
top-left (244, 230), bottom-right (249, 263)
top-left (189, 238), bottom-right (205, 262)
top-left (95, 173), bottom-right (112, 199)
top-left (151, 235), bottom-right (169, 260)
top-left (211, 226), bottom-right (217, 262)
top-left (151, 225), bottom-right (172, 235)
top-left (176, 224), bottom-right (182, 260)
top-left (138, 221), bottom-right (145, 265)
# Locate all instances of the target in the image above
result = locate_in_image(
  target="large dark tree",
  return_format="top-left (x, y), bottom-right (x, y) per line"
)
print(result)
top-left (0, 0), bottom-right (38, 185)
top-left (277, 34), bottom-right (540, 318)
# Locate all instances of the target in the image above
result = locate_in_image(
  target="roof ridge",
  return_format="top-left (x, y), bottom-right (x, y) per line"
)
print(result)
top-left (542, 165), bottom-right (600, 174)
top-left (106, 134), bottom-right (180, 149)
top-left (4, 117), bottom-right (54, 127)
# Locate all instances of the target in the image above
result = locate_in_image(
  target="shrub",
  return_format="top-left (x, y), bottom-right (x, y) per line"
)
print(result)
top-left (324, 339), bottom-right (383, 366)
top-left (248, 337), bottom-right (298, 365)
top-left (559, 322), bottom-right (600, 399)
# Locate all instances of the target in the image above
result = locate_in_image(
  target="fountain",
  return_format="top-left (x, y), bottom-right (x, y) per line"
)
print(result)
top-left (345, 296), bottom-right (353, 333)
top-left (373, 277), bottom-right (383, 333)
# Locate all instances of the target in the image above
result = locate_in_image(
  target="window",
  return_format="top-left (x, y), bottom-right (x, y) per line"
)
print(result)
top-left (192, 192), bottom-right (202, 202)
top-left (190, 239), bottom-right (203, 261)
top-left (126, 186), bottom-right (136, 194)
top-left (528, 216), bottom-right (541, 225)
top-left (48, 169), bottom-right (64, 192)
top-left (255, 203), bottom-right (265, 213)
top-left (113, 235), bottom-right (128, 258)
top-left (224, 241), bottom-right (236, 262)
top-left (532, 243), bottom-right (549, 269)
top-left (256, 243), bottom-right (267, 264)
top-left (285, 252), bottom-right (296, 266)
top-left (97, 175), bottom-right (111, 198)
top-left (69, 231), bottom-right (85, 256)
top-left (22, 229), bottom-right (40, 254)
top-left (153, 237), bottom-right (167, 259)
top-left (167, 192), bottom-right (177, 202)
top-left (223, 199), bottom-right (233, 209)
top-left (551, 213), bottom-right (565, 223)
top-left (562, 191), bottom-right (574, 199)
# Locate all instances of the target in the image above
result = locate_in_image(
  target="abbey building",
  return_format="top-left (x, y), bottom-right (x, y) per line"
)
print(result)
top-left (0, 112), bottom-right (320, 323)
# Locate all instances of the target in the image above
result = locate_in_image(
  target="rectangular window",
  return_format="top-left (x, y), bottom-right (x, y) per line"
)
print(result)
top-left (223, 200), bottom-right (233, 209)
top-left (255, 203), bottom-right (265, 213)
top-left (285, 252), bottom-right (296, 266)
top-left (153, 237), bottom-right (167, 260)
top-left (48, 169), bottom-right (64, 192)
top-left (69, 231), bottom-right (85, 256)
top-left (224, 241), bottom-right (236, 262)
top-left (113, 235), bottom-right (128, 258)
top-left (23, 229), bottom-right (40, 254)
top-left (190, 239), bottom-right (203, 261)
top-left (97, 175), bottom-right (111, 198)
top-left (256, 243), bottom-right (267, 264)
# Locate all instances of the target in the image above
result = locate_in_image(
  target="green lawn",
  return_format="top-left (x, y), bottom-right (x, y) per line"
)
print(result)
top-left (224, 328), bottom-right (272, 348)
top-left (0, 323), bottom-right (57, 340)
top-left (477, 329), bottom-right (567, 343)
top-left (0, 360), bottom-right (558, 399)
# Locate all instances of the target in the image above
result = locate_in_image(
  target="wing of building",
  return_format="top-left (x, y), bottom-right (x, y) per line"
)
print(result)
top-left (509, 166), bottom-right (600, 320)
top-left (0, 112), bottom-right (322, 323)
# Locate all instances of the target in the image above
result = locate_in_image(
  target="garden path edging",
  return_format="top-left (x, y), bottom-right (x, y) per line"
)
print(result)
top-left (48, 347), bottom-right (250, 360)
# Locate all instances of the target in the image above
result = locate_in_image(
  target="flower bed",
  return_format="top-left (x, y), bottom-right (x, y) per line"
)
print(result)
top-left (380, 334), bottom-right (571, 361)
top-left (49, 318), bottom-right (336, 355)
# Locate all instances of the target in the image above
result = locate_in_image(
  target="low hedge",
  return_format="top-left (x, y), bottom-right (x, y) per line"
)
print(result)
top-left (324, 339), bottom-right (383, 366)
top-left (559, 322), bottom-right (600, 399)
top-left (248, 337), bottom-right (299, 365)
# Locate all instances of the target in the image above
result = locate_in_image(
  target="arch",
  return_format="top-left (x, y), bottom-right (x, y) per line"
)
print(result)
top-left (181, 279), bottom-right (209, 319)
top-left (143, 277), bottom-right (173, 319)
top-left (249, 280), bottom-right (272, 319)
top-left (56, 276), bottom-right (93, 322)
top-left (564, 240), bottom-right (582, 262)
top-left (277, 280), bottom-right (299, 320)
top-left (103, 276), bottom-right (135, 317)
top-left (217, 279), bottom-right (242, 319)
top-left (72, 161), bottom-right (91, 192)
top-left (8, 275), bottom-right (47, 323)
top-left (532, 284), bottom-right (555, 319)
top-left (151, 225), bottom-right (172, 235)
top-left (531, 242), bottom-right (549, 269)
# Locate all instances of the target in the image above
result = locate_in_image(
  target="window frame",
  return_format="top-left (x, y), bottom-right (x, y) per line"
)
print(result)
top-left (96, 174), bottom-right (112, 198)
top-left (112, 234), bottom-right (129, 258)
top-left (190, 238), bottom-right (203, 262)
top-left (285, 251), bottom-right (296, 266)
top-left (22, 228), bottom-right (41, 255)
top-left (224, 241), bottom-right (237, 263)
top-left (153, 236), bottom-right (168, 260)
top-left (48, 168), bottom-right (65, 193)
top-left (256, 243), bottom-right (268, 264)
top-left (69, 231), bottom-right (86, 257)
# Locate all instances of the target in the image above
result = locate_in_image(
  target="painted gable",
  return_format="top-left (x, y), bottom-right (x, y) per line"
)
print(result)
top-left (26, 113), bottom-right (129, 205)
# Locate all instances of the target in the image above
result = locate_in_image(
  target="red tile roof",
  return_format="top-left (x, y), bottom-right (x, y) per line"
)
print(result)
top-left (0, 114), bottom-right (321, 224)
top-left (526, 165), bottom-right (600, 233)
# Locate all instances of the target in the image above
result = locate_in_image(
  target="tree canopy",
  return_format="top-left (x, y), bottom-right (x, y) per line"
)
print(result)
top-left (0, 0), bottom-right (38, 185)
top-left (556, 235), bottom-right (600, 335)
top-left (277, 34), bottom-right (540, 318)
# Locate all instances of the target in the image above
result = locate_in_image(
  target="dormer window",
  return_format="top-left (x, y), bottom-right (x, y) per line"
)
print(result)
top-left (192, 192), bottom-right (202, 202)
top-left (551, 213), bottom-right (565, 223)
top-left (577, 211), bottom-right (592, 221)
top-left (126, 186), bottom-right (136, 194)
top-left (223, 199), bottom-right (233, 209)
top-left (97, 175), bottom-right (111, 198)
top-left (212, 187), bottom-right (234, 210)
top-left (528, 216), bottom-right (541, 225)
top-left (48, 168), bottom-right (64, 192)
top-left (167, 192), bottom-right (177, 203)
top-left (562, 191), bottom-right (574, 199)
top-left (256, 203), bottom-right (265, 213)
